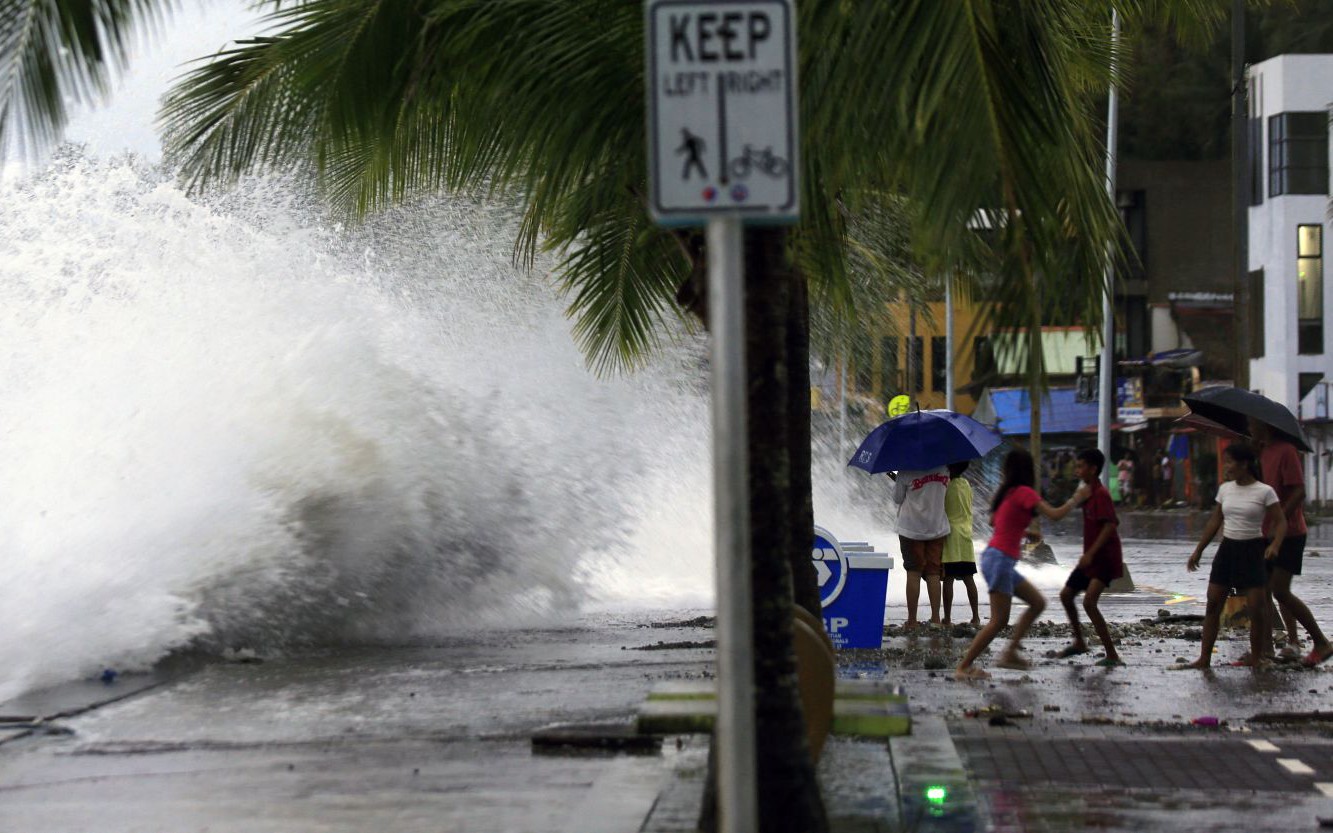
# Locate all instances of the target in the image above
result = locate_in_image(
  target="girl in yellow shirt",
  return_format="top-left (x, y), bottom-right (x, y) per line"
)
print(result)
top-left (943, 461), bottom-right (980, 626)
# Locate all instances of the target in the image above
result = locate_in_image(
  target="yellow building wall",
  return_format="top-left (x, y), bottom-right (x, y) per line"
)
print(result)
top-left (865, 294), bottom-right (982, 416)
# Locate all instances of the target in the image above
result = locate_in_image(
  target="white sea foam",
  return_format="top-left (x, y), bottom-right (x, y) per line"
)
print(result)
top-left (0, 150), bottom-right (717, 699)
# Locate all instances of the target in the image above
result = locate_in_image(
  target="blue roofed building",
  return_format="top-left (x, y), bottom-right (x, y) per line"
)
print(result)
top-left (970, 386), bottom-right (1100, 438)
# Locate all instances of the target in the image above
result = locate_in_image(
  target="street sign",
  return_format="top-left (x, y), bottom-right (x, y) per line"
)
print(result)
top-left (1117, 377), bottom-right (1146, 425)
top-left (645, 0), bottom-right (799, 225)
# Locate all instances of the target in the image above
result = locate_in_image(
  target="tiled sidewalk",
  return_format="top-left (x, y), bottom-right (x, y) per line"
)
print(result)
top-left (948, 719), bottom-right (1333, 832)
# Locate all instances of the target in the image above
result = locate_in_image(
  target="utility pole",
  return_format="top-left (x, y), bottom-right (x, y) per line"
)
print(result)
top-left (908, 300), bottom-right (917, 404)
top-left (946, 277), bottom-right (955, 412)
top-left (1097, 9), bottom-right (1121, 486)
top-left (1232, 0), bottom-right (1250, 387)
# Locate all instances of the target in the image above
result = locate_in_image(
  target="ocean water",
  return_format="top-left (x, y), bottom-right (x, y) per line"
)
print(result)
top-left (0, 148), bottom-right (732, 700)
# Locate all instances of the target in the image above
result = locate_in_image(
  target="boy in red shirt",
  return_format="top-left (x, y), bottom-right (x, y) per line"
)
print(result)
top-left (1055, 449), bottom-right (1124, 666)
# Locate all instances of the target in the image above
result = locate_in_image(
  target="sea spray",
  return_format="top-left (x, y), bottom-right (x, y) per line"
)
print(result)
top-left (0, 149), bottom-right (713, 699)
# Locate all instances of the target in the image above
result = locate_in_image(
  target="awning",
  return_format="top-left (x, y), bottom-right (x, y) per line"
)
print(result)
top-left (972, 387), bottom-right (1101, 437)
top-left (1117, 348), bottom-right (1203, 369)
top-left (1173, 412), bottom-right (1246, 441)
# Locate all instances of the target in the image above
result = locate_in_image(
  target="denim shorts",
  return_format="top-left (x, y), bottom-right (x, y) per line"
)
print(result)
top-left (980, 546), bottom-right (1024, 597)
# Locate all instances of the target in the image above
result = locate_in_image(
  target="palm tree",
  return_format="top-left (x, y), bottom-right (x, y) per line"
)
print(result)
top-left (1, 2), bottom-right (1228, 830)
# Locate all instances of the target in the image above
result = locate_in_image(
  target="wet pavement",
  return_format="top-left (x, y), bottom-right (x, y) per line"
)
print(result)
top-left (0, 620), bottom-right (715, 833)
top-left (6, 515), bottom-right (1333, 831)
top-left (864, 513), bottom-right (1333, 833)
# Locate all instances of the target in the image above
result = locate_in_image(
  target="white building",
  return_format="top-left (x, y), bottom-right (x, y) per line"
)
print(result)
top-left (1247, 54), bottom-right (1333, 502)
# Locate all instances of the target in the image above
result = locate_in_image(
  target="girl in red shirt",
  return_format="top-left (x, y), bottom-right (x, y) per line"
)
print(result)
top-left (955, 449), bottom-right (1086, 681)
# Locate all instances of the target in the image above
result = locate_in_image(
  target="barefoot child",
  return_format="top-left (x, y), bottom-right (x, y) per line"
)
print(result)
top-left (955, 449), bottom-right (1084, 680)
top-left (942, 461), bottom-right (981, 627)
top-left (1056, 449), bottom-right (1124, 666)
top-left (1177, 442), bottom-right (1286, 669)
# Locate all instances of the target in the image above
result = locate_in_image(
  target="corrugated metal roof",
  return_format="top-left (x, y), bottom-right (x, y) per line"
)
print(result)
top-left (973, 387), bottom-right (1100, 436)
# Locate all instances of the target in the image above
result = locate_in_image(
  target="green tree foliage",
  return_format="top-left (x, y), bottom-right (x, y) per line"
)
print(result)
top-left (0, 0), bottom-right (173, 157)
top-left (1121, 0), bottom-right (1333, 161)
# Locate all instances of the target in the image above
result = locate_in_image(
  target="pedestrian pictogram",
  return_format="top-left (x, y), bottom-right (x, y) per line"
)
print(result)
top-left (677, 128), bottom-right (708, 179)
top-left (645, 0), bottom-right (799, 225)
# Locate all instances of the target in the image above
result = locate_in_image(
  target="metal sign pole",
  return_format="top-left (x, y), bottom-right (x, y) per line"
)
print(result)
top-left (1097, 9), bottom-right (1121, 485)
top-left (707, 215), bottom-right (757, 833)
top-left (644, 5), bottom-right (794, 825)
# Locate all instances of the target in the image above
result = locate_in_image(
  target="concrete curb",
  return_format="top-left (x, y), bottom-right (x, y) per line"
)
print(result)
top-left (890, 713), bottom-right (983, 832)
top-left (638, 680), bottom-right (911, 738)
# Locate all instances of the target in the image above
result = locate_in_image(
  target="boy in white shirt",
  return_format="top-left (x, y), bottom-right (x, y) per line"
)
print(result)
top-left (892, 466), bottom-right (952, 630)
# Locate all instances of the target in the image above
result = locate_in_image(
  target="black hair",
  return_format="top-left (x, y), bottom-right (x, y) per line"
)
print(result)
top-left (990, 449), bottom-right (1036, 513)
top-left (1224, 442), bottom-right (1263, 481)
top-left (1076, 448), bottom-right (1105, 477)
top-left (948, 460), bottom-right (970, 478)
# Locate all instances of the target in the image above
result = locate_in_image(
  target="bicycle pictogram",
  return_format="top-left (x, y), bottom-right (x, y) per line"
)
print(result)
top-left (729, 144), bottom-right (789, 179)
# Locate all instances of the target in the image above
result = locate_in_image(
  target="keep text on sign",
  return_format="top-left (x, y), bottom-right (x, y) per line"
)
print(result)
top-left (645, 0), bottom-right (798, 224)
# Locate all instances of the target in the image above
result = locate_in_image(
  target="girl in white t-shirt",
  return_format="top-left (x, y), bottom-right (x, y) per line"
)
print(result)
top-left (1177, 443), bottom-right (1287, 669)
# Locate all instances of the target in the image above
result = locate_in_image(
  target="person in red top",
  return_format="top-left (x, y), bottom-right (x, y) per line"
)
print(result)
top-left (1054, 449), bottom-right (1124, 666)
top-left (955, 449), bottom-right (1086, 681)
top-left (1250, 419), bottom-right (1333, 666)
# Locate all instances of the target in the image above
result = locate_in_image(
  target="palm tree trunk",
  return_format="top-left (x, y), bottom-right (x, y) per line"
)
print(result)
top-left (745, 226), bottom-right (827, 833)
top-left (787, 267), bottom-right (821, 619)
top-left (698, 227), bottom-right (827, 833)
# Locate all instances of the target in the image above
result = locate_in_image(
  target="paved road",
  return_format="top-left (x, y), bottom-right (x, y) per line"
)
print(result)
top-left (0, 619), bottom-right (713, 833)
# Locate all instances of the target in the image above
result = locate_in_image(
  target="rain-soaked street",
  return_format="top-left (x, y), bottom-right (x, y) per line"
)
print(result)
top-left (4, 513), bottom-right (1333, 832)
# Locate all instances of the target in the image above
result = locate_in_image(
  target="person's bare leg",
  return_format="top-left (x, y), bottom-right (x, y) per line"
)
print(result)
top-left (1271, 567), bottom-right (1331, 655)
top-left (1181, 583), bottom-right (1226, 668)
top-left (1279, 598), bottom-right (1302, 651)
top-left (905, 569), bottom-right (922, 629)
top-left (957, 592), bottom-right (1012, 676)
top-left (942, 577), bottom-right (955, 625)
top-left (997, 579), bottom-right (1046, 665)
top-left (1060, 585), bottom-right (1087, 652)
top-left (964, 576), bottom-right (981, 624)
top-left (1245, 585), bottom-right (1269, 667)
top-left (1084, 581), bottom-right (1119, 662)
top-left (925, 573), bottom-right (942, 625)
top-left (1258, 591), bottom-right (1283, 658)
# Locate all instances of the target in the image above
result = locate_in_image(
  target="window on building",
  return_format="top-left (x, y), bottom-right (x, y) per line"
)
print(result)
top-left (1249, 117), bottom-right (1264, 206)
top-left (880, 336), bottom-right (899, 396)
top-left (908, 337), bottom-right (924, 393)
top-left (931, 337), bottom-right (947, 393)
top-left (1299, 373), bottom-right (1324, 402)
top-left (1298, 225), bottom-right (1323, 355)
top-left (973, 336), bottom-right (996, 381)
top-left (854, 359), bottom-right (872, 394)
top-left (1250, 269), bottom-right (1265, 359)
top-left (1269, 112), bottom-right (1329, 197)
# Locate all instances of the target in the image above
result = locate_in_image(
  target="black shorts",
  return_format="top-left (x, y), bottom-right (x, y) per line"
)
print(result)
top-left (1063, 557), bottom-right (1124, 593)
top-left (1265, 533), bottom-right (1305, 576)
top-left (943, 561), bottom-right (977, 578)
top-left (1208, 537), bottom-right (1268, 592)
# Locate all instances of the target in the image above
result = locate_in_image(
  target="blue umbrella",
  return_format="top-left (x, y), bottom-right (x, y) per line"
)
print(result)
top-left (848, 409), bottom-right (1002, 473)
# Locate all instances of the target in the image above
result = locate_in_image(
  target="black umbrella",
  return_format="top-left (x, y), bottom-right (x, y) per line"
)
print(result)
top-left (1182, 386), bottom-right (1313, 452)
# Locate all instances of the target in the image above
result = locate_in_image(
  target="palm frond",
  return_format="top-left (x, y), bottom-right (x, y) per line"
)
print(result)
top-left (547, 183), bottom-right (695, 375)
top-left (158, 0), bottom-right (1227, 378)
top-left (0, 0), bottom-right (172, 157)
